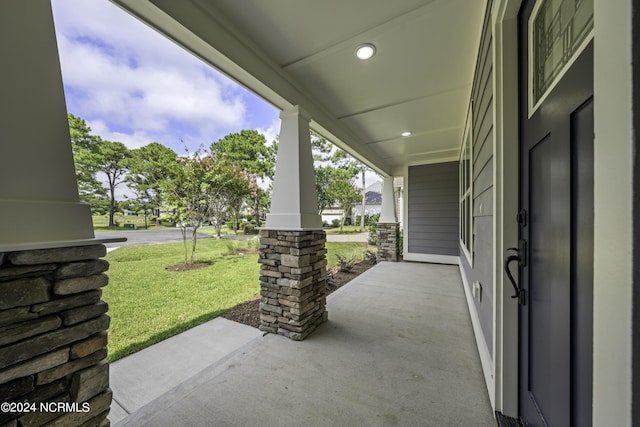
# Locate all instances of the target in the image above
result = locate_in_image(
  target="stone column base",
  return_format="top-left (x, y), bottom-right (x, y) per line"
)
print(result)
top-left (0, 244), bottom-right (111, 427)
top-left (258, 230), bottom-right (328, 340)
top-left (377, 223), bottom-right (400, 262)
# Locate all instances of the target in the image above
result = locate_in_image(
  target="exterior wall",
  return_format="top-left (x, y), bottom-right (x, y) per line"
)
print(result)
top-left (406, 163), bottom-right (459, 259)
top-left (459, 0), bottom-right (495, 360)
top-left (0, 245), bottom-right (111, 427)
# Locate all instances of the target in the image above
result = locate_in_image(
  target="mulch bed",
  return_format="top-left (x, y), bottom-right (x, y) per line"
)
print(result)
top-left (222, 260), bottom-right (375, 329)
top-left (165, 262), bottom-right (212, 272)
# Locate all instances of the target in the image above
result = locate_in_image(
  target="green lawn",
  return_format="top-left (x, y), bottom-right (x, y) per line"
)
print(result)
top-left (324, 225), bottom-right (366, 234)
top-left (103, 240), bottom-right (371, 361)
top-left (92, 213), bottom-right (173, 231)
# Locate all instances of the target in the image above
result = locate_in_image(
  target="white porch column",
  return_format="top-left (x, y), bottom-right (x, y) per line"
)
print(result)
top-left (378, 176), bottom-right (398, 224)
top-left (259, 105), bottom-right (327, 340)
top-left (0, 1), bottom-right (94, 252)
top-left (377, 176), bottom-right (400, 262)
top-left (0, 5), bottom-right (112, 427)
top-left (266, 106), bottom-right (322, 230)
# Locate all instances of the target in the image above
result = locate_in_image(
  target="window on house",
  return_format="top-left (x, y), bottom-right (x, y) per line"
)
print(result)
top-left (459, 113), bottom-right (473, 263)
top-left (529, 0), bottom-right (594, 114)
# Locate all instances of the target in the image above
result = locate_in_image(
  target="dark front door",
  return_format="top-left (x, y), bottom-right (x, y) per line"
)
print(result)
top-left (518, 0), bottom-right (594, 425)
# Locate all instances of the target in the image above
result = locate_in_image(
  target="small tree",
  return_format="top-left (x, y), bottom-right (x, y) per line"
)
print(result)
top-left (204, 154), bottom-right (256, 238)
top-left (163, 151), bottom-right (211, 264)
top-left (329, 174), bottom-right (361, 231)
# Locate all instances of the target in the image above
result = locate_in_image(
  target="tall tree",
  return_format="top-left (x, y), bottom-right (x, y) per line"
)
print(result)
top-left (315, 165), bottom-right (335, 214)
top-left (127, 143), bottom-right (178, 225)
top-left (93, 141), bottom-right (131, 227)
top-left (68, 113), bottom-right (99, 150)
top-left (68, 114), bottom-right (109, 214)
top-left (210, 130), bottom-right (275, 226)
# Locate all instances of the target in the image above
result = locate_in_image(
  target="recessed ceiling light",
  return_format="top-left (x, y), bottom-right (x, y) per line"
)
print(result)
top-left (401, 131), bottom-right (412, 137)
top-left (356, 43), bottom-right (376, 60)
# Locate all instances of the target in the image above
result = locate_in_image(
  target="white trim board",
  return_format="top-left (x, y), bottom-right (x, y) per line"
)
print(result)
top-left (403, 253), bottom-right (459, 265)
top-left (459, 263), bottom-right (495, 410)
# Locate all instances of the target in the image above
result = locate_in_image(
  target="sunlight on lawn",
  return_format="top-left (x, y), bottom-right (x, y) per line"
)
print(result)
top-left (104, 240), bottom-right (370, 361)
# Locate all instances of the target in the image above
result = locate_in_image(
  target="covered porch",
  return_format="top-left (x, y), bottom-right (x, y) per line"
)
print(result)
top-left (111, 262), bottom-right (493, 426)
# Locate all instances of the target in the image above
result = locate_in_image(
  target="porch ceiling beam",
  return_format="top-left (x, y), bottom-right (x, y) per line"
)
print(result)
top-left (111, 0), bottom-right (392, 177)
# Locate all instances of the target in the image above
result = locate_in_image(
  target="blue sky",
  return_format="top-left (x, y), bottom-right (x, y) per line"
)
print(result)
top-left (51, 0), bottom-right (281, 155)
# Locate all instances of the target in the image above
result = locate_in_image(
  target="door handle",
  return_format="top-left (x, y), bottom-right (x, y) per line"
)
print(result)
top-left (504, 247), bottom-right (525, 305)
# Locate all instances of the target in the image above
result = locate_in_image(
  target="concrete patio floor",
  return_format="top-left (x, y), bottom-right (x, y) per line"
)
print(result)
top-left (111, 262), bottom-right (495, 426)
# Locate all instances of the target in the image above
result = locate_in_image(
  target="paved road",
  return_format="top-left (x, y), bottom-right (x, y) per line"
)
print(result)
top-left (95, 227), bottom-right (252, 249)
top-left (96, 228), bottom-right (368, 250)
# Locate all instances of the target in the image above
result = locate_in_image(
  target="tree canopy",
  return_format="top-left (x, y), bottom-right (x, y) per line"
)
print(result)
top-left (127, 142), bottom-right (179, 225)
top-left (210, 130), bottom-right (275, 226)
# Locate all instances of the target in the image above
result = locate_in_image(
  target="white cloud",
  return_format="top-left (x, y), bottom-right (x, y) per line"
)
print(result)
top-left (256, 118), bottom-right (282, 146)
top-left (51, 0), bottom-right (249, 152)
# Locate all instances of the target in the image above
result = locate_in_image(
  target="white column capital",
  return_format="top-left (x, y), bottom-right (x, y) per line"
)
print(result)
top-left (266, 105), bottom-right (322, 230)
top-left (279, 105), bottom-right (311, 122)
top-left (378, 176), bottom-right (398, 224)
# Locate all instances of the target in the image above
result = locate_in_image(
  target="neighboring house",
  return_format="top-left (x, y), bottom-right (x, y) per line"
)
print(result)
top-left (351, 182), bottom-right (383, 217)
top-left (1, 1), bottom-right (637, 426)
top-left (322, 181), bottom-right (384, 225)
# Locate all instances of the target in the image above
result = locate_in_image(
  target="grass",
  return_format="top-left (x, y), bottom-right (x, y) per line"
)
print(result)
top-left (103, 239), bottom-right (371, 362)
top-left (92, 214), bottom-right (173, 231)
top-left (324, 225), bottom-right (366, 234)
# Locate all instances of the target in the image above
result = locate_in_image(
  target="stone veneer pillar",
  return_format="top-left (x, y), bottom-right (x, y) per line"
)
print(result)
top-left (377, 176), bottom-right (400, 262)
top-left (258, 230), bottom-right (328, 340)
top-left (377, 223), bottom-right (400, 262)
top-left (0, 245), bottom-right (111, 427)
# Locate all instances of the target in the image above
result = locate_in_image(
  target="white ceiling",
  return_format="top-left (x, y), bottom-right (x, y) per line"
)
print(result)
top-left (112, 0), bottom-right (486, 175)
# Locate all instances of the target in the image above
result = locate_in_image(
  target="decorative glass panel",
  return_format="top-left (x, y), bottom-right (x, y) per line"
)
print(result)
top-left (531, 0), bottom-right (593, 106)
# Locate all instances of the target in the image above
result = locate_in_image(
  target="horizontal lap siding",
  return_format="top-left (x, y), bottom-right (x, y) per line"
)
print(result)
top-left (408, 162), bottom-right (459, 256)
top-left (460, 0), bottom-right (494, 356)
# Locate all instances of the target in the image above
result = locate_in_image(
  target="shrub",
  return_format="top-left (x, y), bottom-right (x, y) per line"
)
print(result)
top-left (243, 224), bottom-right (258, 235)
top-left (368, 214), bottom-right (379, 245)
top-left (223, 239), bottom-right (237, 255)
top-left (336, 252), bottom-right (357, 272)
top-left (331, 219), bottom-right (341, 228)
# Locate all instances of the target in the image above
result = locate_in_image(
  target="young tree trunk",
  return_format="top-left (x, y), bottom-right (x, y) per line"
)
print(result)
top-left (108, 185), bottom-right (116, 227)
top-left (190, 226), bottom-right (198, 264)
top-left (180, 225), bottom-right (188, 265)
top-left (254, 190), bottom-right (260, 227)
